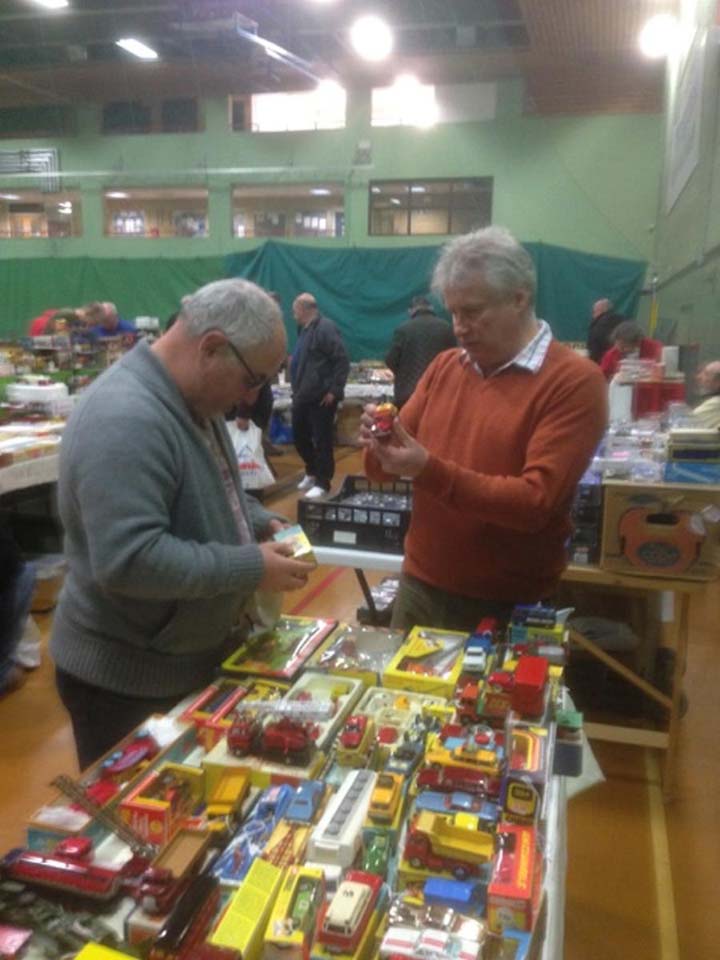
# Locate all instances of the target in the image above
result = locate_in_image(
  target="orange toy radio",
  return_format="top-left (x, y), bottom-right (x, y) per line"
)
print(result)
top-left (618, 507), bottom-right (705, 574)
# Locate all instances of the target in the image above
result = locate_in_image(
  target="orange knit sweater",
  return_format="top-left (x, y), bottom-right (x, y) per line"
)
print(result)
top-left (365, 342), bottom-right (608, 601)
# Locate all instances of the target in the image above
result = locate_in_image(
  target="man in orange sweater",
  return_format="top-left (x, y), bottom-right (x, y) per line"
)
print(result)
top-left (362, 227), bottom-right (607, 632)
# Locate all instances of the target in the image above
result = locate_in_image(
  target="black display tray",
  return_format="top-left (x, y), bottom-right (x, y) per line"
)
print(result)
top-left (298, 475), bottom-right (412, 553)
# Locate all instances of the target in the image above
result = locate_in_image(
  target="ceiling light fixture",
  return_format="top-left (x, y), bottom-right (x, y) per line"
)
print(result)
top-left (350, 15), bottom-right (394, 62)
top-left (311, 188), bottom-right (332, 196)
top-left (106, 192), bottom-right (130, 199)
top-left (371, 186), bottom-right (381, 194)
top-left (116, 38), bottom-right (159, 61)
top-left (31, 0), bottom-right (69, 9)
top-left (390, 198), bottom-right (401, 205)
top-left (410, 186), bottom-right (426, 193)
top-left (639, 14), bottom-right (678, 59)
top-left (0, 194), bottom-right (20, 200)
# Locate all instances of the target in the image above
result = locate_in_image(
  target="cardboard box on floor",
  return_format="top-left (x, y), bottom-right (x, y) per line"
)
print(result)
top-left (600, 480), bottom-right (720, 581)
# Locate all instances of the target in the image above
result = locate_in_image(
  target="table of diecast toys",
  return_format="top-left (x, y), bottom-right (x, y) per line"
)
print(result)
top-left (312, 547), bottom-right (702, 801)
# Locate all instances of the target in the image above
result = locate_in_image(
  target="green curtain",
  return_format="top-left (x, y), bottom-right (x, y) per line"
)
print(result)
top-left (0, 241), bottom-right (645, 359)
top-left (0, 256), bottom-right (226, 337)
top-left (226, 240), bottom-right (646, 358)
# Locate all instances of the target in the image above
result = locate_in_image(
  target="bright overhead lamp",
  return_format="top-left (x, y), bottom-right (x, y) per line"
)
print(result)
top-left (0, 193), bottom-right (20, 200)
top-left (639, 14), bottom-right (678, 59)
top-left (350, 15), bottom-right (394, 62)
top-left (390, 197), bottom-right (401, 206)
top-left (371, 186), bottom-right (381, 194)
top-left (410, 185), bottom-right (426, 193)
top-left (394, 73), bottom-right (420, 92)
top-left (316, 78), bottom-right (344, 99)
top-left (116, 38), bottom-right (159, 61)
top-left (311, 188), bottom-right (332, 196)
top-left (31, 1), bottom-right (69, 9)
top-left (106, 191), bottom-right (130, 199)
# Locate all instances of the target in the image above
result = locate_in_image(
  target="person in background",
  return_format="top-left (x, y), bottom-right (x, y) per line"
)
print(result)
top-left (28, 307), bottom-right (59, 337)
top-left (385, 295), bottom-right (456, 409)
top-left (599, 320), bottom-right (663, 380)
top-left (290, 292), bottom-right (349, 500)
top-left (692, 361), bottom-right (720, 428)
top-left (52, 278), bottom-right (313, 768)
top-left (0, 520), bottom-right (36, 699)
top-left (79, 301), bottom-right (106, 329)
top-left (587, 298), bottom-right (626, 364)
top-left (90, 301), bottom-right (137, 338)
top-left (361, 226), bottom-right (607, 633)
top-left (46, 308), bottom-right (84, 335)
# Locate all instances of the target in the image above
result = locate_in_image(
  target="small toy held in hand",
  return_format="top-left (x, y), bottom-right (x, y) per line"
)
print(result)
top-left (371, 402), bottom-right (398, 439)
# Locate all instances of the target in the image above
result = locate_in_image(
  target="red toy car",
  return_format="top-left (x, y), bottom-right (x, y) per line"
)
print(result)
top-left (262, 717), bottom-right (313, 765)
top-left (416, 763), bottom-right (501, 799)
top-left (340, 715), bottom-right (367, 750)
top-left (100, 732), bottom-right (159, 781)
top-left (227, 714), bottom-right (314, 766)
top-left (227, 716), bottom-right (259, 756)
top-left (138, 866), bottom-right (185, 915)
top-left (2, 836), bottom-right (138, 901)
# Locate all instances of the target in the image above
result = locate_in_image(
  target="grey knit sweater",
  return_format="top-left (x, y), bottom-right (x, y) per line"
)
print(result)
top-left (50, 341), bottom-right (271, 698)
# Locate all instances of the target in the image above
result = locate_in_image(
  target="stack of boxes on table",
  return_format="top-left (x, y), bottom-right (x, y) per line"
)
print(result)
top-left (3, 603), bottom-right (579, 960)
top-left (0, 417), bottom-right (64, 468)
top-left (569, 430), bottom-right (720, 580)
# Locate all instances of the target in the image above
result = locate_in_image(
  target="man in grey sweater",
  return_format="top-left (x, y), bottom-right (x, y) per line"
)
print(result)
top-left (52, 279), bottom-right (313, 768)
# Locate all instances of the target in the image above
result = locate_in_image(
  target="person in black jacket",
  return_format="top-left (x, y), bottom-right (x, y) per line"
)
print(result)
top-left (385, 296), bottom-right (456, 408)
top-left (587, 299), bottom-right (626, 364)
top-left (290, 293), bottom-right (350, 499)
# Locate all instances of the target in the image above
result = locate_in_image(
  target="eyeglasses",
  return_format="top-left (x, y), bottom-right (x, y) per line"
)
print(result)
top-left (223, 338), bottom-right (271, 390)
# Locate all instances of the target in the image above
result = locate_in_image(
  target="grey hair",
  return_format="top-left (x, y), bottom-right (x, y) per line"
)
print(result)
top-left (612, 320), bottom-right (643, 345)
top-left (180, 279), bottom-right (284, 349)
top-left (432, 226), bottom-right (537, 305)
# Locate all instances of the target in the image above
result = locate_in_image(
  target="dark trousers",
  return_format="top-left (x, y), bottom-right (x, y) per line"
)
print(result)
top-left (56, 668), bottom-right (183, 770)
top-left (291, 400), bottom-right (337, 490)
top-left (0, 562), bottom-right (36, 689)
top-left (391, 572), bottom-right (516, 634)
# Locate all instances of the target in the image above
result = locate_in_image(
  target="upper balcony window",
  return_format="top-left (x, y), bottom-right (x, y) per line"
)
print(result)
top-left (371, 80), bottom-right (496, 127)
top-left (249, 85), bottom-right (346, 132)
top-left (371, 81), bottom-right (438, 128)
top-left (104, 189), bottom-right (209, 238)
top-left (232, 184), bottom-right (344, 239)
top-left (102, 99), bottom-right (201, 135)
top-left (0, 191), bottom-right (82, 238)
